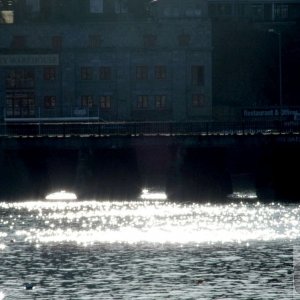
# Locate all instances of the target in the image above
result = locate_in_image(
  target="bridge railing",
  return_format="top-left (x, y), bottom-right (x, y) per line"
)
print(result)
top-left (0, 120), bottom-right (299, 137)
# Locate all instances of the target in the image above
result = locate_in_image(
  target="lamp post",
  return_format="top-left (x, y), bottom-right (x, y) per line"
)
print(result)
top-left (268, 29), bottom-right (282, 121)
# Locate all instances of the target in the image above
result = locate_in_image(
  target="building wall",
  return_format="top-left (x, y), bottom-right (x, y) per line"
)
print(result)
top-left (208, 0), bottom-right (300, 121)
top-left (0, 0), bottom-right (212, 122)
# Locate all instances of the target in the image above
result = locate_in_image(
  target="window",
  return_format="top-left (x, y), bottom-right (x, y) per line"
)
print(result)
top-left (5, 69), bottom-right (34, 89)
top-left (178, 34), bottom-right (190, 47)
top-left (11, 36), bottom-right (26, 49)
top-left (0, 10), bottom-right (14, 24)
top-left (164, 7), bottom-right (179, 17)
top-left (90, 0), bottom-right (103, 13)
top-left (155, 65), bottom-right (167, 80)
top-left (99, 66), bottom-right (111, 80)
top-left (44, 96), bottom-right (56, 108)
top-left (100, 96), bottom-right (112, 109)
top-left (218, 4), bottom-right (232, 16)
top-left (6, 92), bottom-right (35, 117)
top-left (81, 96), bottom-right (93, 107)
top-left (274, 4), bottom-right (288, 20)
top-left (192, 94), bottom-right (205, 107)
top-left (26, 0), bottom-right (40, 12)
top-left (81, 67), bottom-right (93, 80)
top-left (191, 65), bottom-right (204, 86)
top-left (136, 66), bottom-right (148, 80)
top-left (155, 95), bottom-right (166, 110)
top-left (251, 4), bottom-right (264, 20)
top-left (44, 67), bottom-right (56, 81)
top-left (143, 34), bottom-right (157, 48)
top-left (89, 34), bottom-right (101, 48)
top-left (115, 0), bottom-right (128, 14)
top-left (0, 0), bottom-right (14, 9)
top-left (52, 36), bottom-right (62, 50)
top-left (137, 95), bottom-right (148, 109)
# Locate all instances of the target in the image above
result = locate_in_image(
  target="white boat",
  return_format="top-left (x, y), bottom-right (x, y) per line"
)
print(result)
top-left (139, 188), bottom-right (168, 200)
top-left (45, 190), bottom-right (77, 201)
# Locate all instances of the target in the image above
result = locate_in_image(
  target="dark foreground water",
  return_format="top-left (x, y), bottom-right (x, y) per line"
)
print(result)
top-left (0, 200), bottom-right (299, 299)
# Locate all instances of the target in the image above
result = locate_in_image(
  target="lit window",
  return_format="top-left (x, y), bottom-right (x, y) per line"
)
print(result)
top-left (192, 94), bottom-right (205, 107)
top-left (155, 95), bottom-right (166, 110)
top-left (44, 96), bottom-right (56, 108)
top-left (81, 95), bottom-right (93, 107)
top-left (137, 95), bottom-right (148, 109)
top-left (136, 66), bottom-right (148, 80)
top-left (90, 0), bottom-right (103, 13)
top-left (100, 96), bottom-right (112, 109)
top-left (155, 65), bottom-right (167, 80)
top-left (0, 10), bottom-right (14, 24)
top-left (89, 34), bottom-right (101, 48)
top-left (81, 67), bottom-right (93, 80)
top-left (44, 67), bottom-right (56, 80)
top-left (99, 67), bottom-right (111, 80)
top-left (191, 65), bottom-right (204, 86)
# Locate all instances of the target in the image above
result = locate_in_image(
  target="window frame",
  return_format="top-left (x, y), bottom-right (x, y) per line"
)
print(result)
top-left (44, 96), bottom-right (56, 109)
top-left (136, 66), bottom-right (148, 80)
top-left (137, 95), bottom-right (149, 109)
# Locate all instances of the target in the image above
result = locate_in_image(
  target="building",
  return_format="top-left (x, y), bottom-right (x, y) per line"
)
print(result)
top-left (0, 0), bottom-right (212, 122)
top-left (207, 0), bottom-right (300, 121)
top-left (208, 0), bottom-right (300, 22)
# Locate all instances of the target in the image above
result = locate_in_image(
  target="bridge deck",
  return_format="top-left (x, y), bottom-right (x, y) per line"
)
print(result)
top-left (0, 120), bottom-right (299, 138)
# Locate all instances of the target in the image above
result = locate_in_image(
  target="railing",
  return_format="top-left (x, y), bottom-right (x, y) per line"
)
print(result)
top-left (0, 120), bottom-right (299, 137)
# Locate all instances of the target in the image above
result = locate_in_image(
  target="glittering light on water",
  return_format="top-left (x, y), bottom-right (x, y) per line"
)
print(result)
top-left (227, 191), bottom-right (258, 199)
top-left (1, 201), bottom-right (300, 245)
top-left (140, 188), bottom-right (168, 200)
top-left (45, 190), bottom-right (77, 200)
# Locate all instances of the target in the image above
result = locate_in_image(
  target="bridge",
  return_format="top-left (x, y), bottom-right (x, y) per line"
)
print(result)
top-left (1, 120), bottom-right (300, 138)
top-left (0, 119), bottom-right (299, 201)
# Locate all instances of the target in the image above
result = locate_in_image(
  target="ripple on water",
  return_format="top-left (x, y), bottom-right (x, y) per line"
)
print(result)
top-left (0, 201), bottom-right (298, 299)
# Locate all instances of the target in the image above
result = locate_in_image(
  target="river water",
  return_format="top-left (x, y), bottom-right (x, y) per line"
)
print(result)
top-left (0, 200), bottom-right (299, 299)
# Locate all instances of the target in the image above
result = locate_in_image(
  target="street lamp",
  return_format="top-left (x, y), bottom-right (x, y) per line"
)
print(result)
top-left (268, 28), bottom-right (282, 121)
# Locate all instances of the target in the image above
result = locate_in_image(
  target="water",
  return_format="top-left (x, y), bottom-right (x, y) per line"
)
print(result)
top-left (0, 200), bottom-right (299, 299)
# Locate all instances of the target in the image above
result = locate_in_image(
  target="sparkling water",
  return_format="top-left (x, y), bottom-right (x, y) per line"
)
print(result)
top-left (0, 200), bottom-right (299, 299)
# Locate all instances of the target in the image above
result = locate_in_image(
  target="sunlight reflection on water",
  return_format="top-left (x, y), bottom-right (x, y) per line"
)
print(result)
top-left (0, 200), bottom-right (299, 299)
top-left (0, 200), bottom-right (299, 245)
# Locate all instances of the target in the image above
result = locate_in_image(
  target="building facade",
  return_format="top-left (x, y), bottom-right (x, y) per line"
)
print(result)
top-left (208, 0), bottom-right (300, 22)
top-left (0, 0), bottom-right (212, 122)
top-left (208, 0), bottom-right (300, 121)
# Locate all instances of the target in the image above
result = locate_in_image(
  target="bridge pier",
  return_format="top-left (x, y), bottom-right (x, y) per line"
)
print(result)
top-left (0, 134), bottom-right (299, 201)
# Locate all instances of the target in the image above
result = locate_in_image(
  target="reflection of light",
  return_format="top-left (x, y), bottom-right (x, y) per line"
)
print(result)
top-left (45, 190), bottom-right (77, 201)
top-left (140, 188), bottom-right (167, 200)
top-left (228, 192), bottom-right (258, 200)
top-left (5, 200), bottom-right (300, 245)
top-left (0, 291), bottom-right (5, 300)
